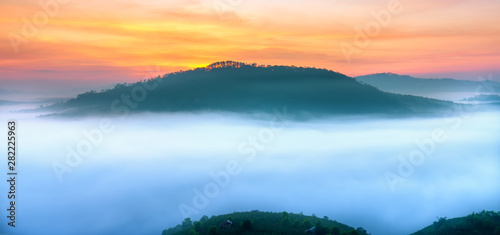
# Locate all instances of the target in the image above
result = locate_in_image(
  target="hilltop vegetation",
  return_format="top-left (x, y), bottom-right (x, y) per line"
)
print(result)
top-left (162, 210), bottom-right (500, 235)
top-left (161, 211), bottom-right (369, 235)
top-left (413, 211), bottom-right (500, 235)
top-left (40, 61), bottom-right (455, 118)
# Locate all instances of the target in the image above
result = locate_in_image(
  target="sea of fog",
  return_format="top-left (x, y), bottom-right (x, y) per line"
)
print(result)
top-left (0, 106), bottom-right (499, 235)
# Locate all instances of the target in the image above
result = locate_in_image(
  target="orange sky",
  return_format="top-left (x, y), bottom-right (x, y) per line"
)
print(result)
top-left (1, 0), bottom-right (500, 95)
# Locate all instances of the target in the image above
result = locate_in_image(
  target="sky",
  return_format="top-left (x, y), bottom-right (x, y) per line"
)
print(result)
top-left (1, 0), bottom-right (500, 97)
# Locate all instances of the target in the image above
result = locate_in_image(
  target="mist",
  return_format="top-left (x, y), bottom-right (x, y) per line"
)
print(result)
top-left (1, 108), bottom-right (499, 235)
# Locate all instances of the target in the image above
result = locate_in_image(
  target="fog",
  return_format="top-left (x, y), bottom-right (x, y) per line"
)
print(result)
top-left (1, 107), bottom-right (499, 235)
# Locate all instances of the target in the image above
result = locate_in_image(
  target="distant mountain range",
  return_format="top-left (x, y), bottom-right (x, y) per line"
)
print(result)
top-left (40, 61), bottom-right (459, 118)
top-left (355, 73), bottom-right (500, 101)
top-left (461, 94), bottom-right (500, 103)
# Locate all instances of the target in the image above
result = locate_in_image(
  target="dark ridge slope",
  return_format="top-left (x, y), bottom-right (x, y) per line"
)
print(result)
top-left (42, 61), bottom-right (455, 118)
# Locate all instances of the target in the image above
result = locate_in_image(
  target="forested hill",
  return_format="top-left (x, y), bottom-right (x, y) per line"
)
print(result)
top-left (41, 61), bottom-right (455, 118)
top-left (161, 211), bottom-right (369, 235)
top-left (412, 210), bottom-right (500, 235)
top-left (161, 210), bottom-right (500, 235)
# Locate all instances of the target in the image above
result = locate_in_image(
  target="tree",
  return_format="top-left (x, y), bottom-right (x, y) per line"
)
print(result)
top-left (208, 226), bottom-right (218, 235)
top-left (494, 226), bottom-right (500, 235)
top-left (433, 217), bottom-right (447, 229)
top-left (241, 219), bottom-right (252, 231)
top-left (302, 219), bottom-right (313, 229)
top-left (331, 225), bottom-right (341, 235)
top-left (182, 218), bottom-right (192, 228)
top-left (193, 221), bottom-right (202, 232)
top-left (187, 229), bottom-right (198, 235)
top-left (315, 220), bottom-right (328, 235)
top-left (281, 217), bottom-right (291, 226)
top-left (356, 227), bottom-right (367, 234)
top-left (292, 219), bottom-right (301, 228)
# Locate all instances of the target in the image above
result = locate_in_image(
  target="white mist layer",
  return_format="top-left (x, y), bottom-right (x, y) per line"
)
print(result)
top-left (0, 110), bottom-right (499, 235)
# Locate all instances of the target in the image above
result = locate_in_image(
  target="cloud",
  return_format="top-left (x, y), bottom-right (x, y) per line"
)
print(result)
top-left (3, 110), bottom-right (500, 234)
top-left (1, 0), bottom-right (500, 89)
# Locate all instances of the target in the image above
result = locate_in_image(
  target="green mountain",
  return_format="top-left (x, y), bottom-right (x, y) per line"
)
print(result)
top-left (412, 211), bottom-right (500, 235)
top-left (41, 61), bottom-right (457, 118)
top-left (161, 210), bottom-right (500, 235)
top-left (161, 211), bottom-right (369, 235)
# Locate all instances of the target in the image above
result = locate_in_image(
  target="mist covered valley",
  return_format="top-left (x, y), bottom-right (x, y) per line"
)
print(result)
top-left (1, 103), bottom-right (499, 235)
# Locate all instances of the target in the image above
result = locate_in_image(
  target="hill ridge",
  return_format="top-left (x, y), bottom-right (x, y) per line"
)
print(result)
top-left (38, 62), bottom-right (455, 118)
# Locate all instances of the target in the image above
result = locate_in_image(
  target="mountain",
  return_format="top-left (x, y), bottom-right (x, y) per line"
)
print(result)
top-left (355, 73), bottom-right (500, 101)
top-left (161, 211), bottom-right (369, 235)
top-left (40, 61), bottom-right (457, 118)
top-left (161, 210), bottom-right (500, 235)
top-left (461, 94), bottom-right (500, 103)
top-left (412, 211), bottom-right (500, 235)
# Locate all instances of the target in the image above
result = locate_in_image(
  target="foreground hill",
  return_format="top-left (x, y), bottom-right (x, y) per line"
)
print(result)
top-left (412, 211), bottom-right (500, 235)
top-left (161, 211), bottom-right (369, 235)
top-left (355, 73), bottom-right (500, 101)
top-left (161, 210), bottom-right (500, 235)
top-left (42, 61), bottom-right (455, 118)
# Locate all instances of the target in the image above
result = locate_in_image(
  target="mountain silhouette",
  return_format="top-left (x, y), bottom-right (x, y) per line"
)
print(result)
top-left (42, 61), bottom-right (457, 118)
top-left (355, 73), bottom-right (500, 100)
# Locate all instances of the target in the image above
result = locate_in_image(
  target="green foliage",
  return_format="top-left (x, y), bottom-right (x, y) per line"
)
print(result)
top-left (241, 219), bottom-right (252, 232)
top-left (280, 217), bottom-right (291, 226)
top-left (356, 227), bottom-right (367, 234)
top-left (182, 218), bottom-right (193, 228)
top-left (193, 222), bottom-right (201, 232)
top-left (207, 226), bottom-right (217, 235)
top-left (187, 229), bottom-right (198, 235)
top-left (413, 210), bottom-right (500, 235)
top-left (315, 220), bottom-right (328, 235)
top-left (292, 219), bottom-right (301, 228)
top-left (350, 229), bottom-right (359, 235)
top-left (302, 219), bottom-right (313, 229)
top-left (332, 225), bottom-right (341, 235)
top-left (161, 211), bottom-right (363, 235)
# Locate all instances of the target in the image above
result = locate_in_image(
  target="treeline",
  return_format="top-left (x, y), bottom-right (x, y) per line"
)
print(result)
top-left (161, 211), bottom-right (369, 235)
top-left (413, 210), bottom-right (500, 235)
